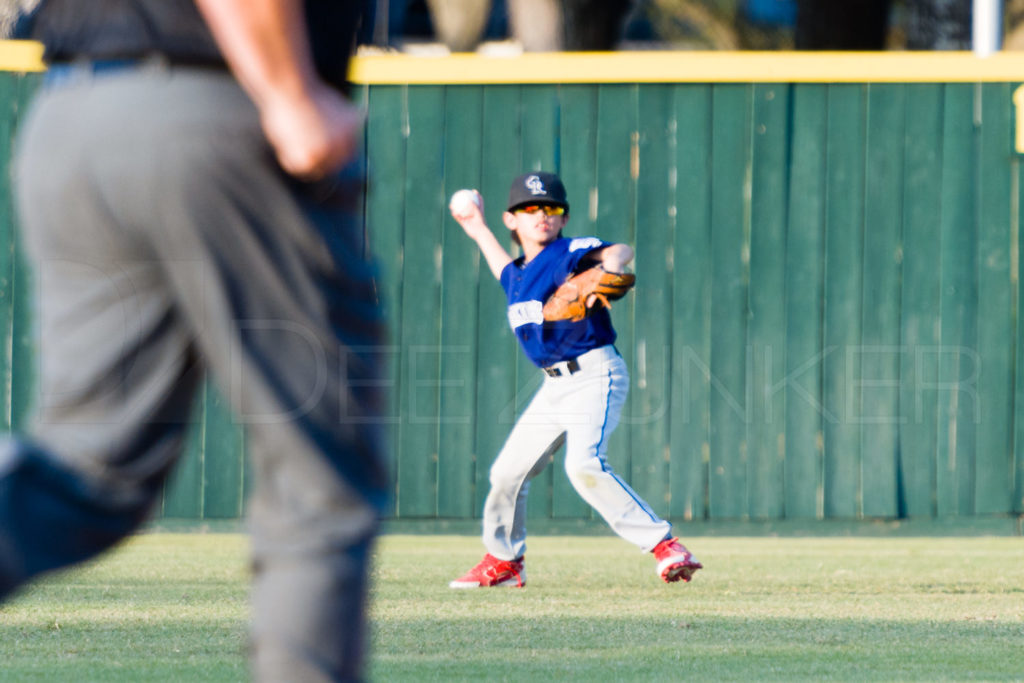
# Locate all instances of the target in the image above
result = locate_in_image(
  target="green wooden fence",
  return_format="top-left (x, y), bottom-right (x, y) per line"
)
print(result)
top-left (1, 48), bottom-right (1023, 523)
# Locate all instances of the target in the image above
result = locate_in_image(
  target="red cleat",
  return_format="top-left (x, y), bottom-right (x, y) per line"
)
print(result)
top-left (449, 553), bottom-right (526, 588)
top-left (652, 537), bottom-right (702, 583)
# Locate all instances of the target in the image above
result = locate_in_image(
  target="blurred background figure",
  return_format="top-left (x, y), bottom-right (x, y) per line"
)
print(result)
top-left (366, 0), bottom-right (632, 51)
top-left (506, 0), bottom-right (634, 50)
top-left (357, 0), bottom-right (1013, 52)
top-left (794, 0), bottom-right (894, 48)
top-left (902, 0), bottom-right (972, 48)
top-left (0, 0), bottom-right (39, 38)
top-left (794, 0), bottom-right (972, 49)
top-left (0, 0), bottom-right (1014, 50)
top-left (361, 0), bottom-right (800, 51)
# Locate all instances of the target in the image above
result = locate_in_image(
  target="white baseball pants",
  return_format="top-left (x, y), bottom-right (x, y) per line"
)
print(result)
top-left (482, 345), bottom-right (671, 560)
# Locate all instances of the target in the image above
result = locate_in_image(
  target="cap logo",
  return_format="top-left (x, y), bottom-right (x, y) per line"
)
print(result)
top-left (525, 175), bottom-right (545, 195)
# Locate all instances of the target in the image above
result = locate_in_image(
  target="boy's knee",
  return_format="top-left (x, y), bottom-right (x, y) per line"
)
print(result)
top-left (564, 454), bottom-right (603, 489)
top-left (488, 461), bottom-right (518, 489)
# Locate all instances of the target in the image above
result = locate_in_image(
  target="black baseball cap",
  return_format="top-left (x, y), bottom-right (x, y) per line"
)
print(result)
top-left (506, 172), bottom-right (569, 212)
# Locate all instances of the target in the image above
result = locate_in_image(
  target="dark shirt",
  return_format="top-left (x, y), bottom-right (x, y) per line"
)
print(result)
top-left (30, 0), bottom-right (362, 92)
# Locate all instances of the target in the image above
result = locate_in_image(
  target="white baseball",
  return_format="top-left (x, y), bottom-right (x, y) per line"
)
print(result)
top-left (449, 189), bottom-right (481, 214)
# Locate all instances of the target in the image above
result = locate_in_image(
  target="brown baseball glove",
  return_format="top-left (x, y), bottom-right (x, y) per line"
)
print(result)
top-left (542, 266), bottom-right (636, 322)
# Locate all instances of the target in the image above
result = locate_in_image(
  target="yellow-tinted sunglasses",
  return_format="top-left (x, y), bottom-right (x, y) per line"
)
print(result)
top-left (514, 204), bottom-right (566, 216)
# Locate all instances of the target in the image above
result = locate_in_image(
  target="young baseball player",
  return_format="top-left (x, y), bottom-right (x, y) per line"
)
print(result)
top-left (447, 171), bottom-right (702, 588)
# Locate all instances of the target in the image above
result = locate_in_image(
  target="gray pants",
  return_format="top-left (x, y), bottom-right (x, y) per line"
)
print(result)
top-left (0, 63), bottom-right (386, 681)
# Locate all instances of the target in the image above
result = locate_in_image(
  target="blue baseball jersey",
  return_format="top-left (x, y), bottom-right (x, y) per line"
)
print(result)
top-left (500, 236), bottom-right (618, 367)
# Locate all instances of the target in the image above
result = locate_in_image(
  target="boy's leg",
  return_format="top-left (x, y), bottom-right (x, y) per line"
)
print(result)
top-left (481, 381), bottom-right (565, 560)
top-left (561, 354), bottom-right (671, 551)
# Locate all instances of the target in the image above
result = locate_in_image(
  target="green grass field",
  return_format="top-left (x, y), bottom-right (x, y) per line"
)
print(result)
top-left (0, 533), bottom-right (1021, 681)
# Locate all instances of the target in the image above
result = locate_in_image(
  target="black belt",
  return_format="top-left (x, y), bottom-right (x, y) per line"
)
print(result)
top-left (45, 58), bottom-right (139, 84)
top-left (543, 358), bottom-right (580, 377)
top-left (45, 55), bottom-right (227, 86)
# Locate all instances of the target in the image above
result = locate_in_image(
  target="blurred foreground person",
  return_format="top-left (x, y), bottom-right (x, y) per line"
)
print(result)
top-left (0, 1), bottom-right (387, 680)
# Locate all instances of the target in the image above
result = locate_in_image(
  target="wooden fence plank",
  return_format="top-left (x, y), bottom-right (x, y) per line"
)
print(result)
top-left (0, 74), bottom-right (20, 432)
top-left (746, 83), bottom-right (789, 520)
top-left (162, 393), bottom-right (205, 518)
top-left (898, 84), bottom-right (944, 518)
top-left (364, 84), bottom-right (409, 517)
top-left (559, 85), bottom-right (599, 236)
top-left (200, 385), bottom-right (245, 518)
top-left (521, 86), bottom-right (559, 176)
top-left (0, 75), bottom-right (38, 435)
top-left (974, 83), bottom-right (1015, 515)
top-left (473, 86), bottom-right (522, 516)
top-left (784, 84), bottom-right (827, 519)
top-left (708, 84), bottom-right (750, 519)
top-left (669, 84), bottom-right (712, 520)
top-left (631, 83), bottom-right (675, 517)
top-left (437, 85), bottom-right (484, 518)
top-left (935, 84), bottom-right (978, 517)
top-left (822, 84), bottom-right (865, 518)
top-left (396, 85), bottom-right (446, 517)
top-left (860, 83), bottom-right (905, 518)
top-left (1017, 153), bottom-right (1024, 515)
top-left (9, 76), bottom-right (37, 433)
